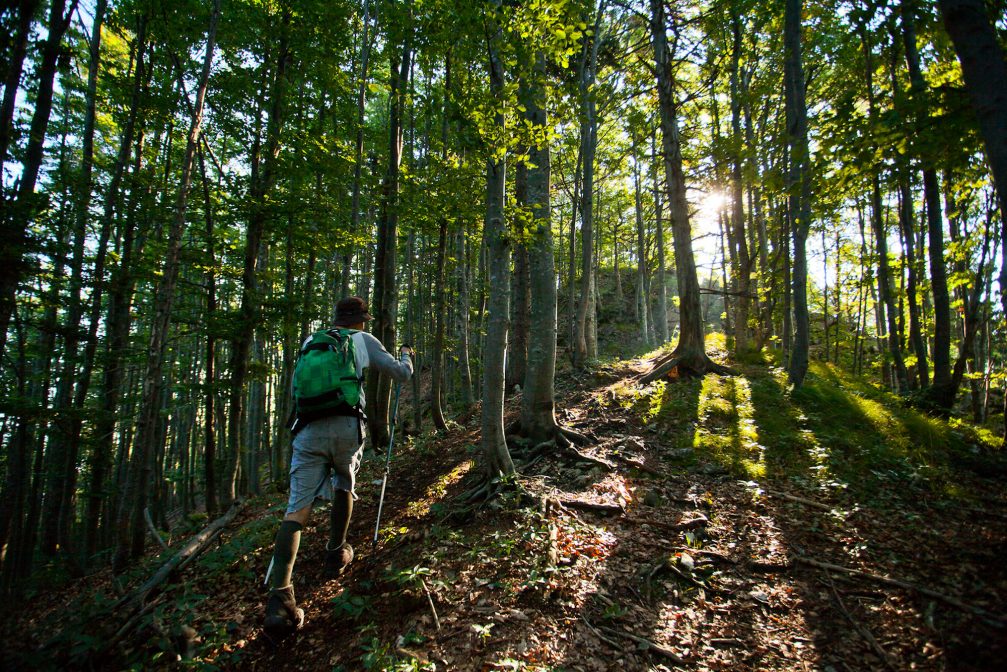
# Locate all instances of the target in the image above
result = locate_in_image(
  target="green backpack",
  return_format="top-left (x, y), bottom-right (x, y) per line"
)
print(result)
top-left (292, 329), bottom-right (364, 422)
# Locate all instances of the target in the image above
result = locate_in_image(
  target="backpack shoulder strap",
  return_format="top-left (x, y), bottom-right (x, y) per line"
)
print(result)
top-left (350, 331), bottom-right (369, 377)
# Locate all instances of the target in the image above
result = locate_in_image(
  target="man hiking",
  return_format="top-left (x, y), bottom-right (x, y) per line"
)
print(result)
top-left (263, 296), bottom-right (413, 638)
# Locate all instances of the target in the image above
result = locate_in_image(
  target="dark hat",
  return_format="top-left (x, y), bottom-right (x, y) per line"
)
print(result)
top-left (333, 296), bottom-right (373, 326)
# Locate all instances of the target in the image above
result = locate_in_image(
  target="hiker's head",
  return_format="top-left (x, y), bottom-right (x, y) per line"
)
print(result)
top-left (333, 296), bottom-right (373, 329)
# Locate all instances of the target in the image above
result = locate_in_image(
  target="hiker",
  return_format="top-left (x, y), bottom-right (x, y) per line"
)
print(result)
top-left (263, 296), bottom-right (413, 637)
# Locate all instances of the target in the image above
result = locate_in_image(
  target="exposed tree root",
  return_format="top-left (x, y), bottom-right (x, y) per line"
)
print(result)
top-left (638, 350), bottom-right (736, 386)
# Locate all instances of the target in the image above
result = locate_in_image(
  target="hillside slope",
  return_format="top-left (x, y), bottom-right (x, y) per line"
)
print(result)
top-left (6, 344), bottom-right (1006, 671)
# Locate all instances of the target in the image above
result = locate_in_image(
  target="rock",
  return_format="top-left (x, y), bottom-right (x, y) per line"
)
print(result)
top-left (643, 490), bottom-right (662, 507)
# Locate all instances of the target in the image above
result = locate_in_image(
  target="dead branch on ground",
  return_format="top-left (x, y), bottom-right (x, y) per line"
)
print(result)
top-left (796, 556), bottom-right (1006, 628)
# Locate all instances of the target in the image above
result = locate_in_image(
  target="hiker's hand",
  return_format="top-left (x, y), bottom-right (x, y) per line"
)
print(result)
top-left (399, 344), bottom-right (413, 357)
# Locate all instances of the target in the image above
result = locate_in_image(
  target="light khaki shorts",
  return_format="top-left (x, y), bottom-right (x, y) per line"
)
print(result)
top-left (286, 415), bottom-right (364, 514)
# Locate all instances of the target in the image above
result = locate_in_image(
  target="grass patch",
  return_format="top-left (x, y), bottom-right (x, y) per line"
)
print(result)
top-left (643, 352), bottom-right (1002, 506)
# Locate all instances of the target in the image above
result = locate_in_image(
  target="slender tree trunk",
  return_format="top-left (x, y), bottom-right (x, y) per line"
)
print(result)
top-left (368, 31), bottom-right (412, 449)
top-left (40, 0), bottom-right (108, 559)
top-left (430, 55), bottom-right (451, 431)
top-left (113, 0), bottom-right (220, 572)
top-left (341, 0), bottom-right (376, 298)
top-left (784, 0), bottom-right (812, 387)
top-left (509, 158), bottom-right (531, 391)
top-left (901, 1), bottom-right (953, 405)
top-left (225, 8), bottom-right (290, 504)
top-left (0, 0), bottom-right (78, 364)
top-left (937, 0), bottom-right (1007, 260)
top-left (456, 224), bottom-right (473, 409)
top-left (632, 132), bottom-right (650, 348)
top-left (858, 14), bottom-right (909, 391)
top-left (641, 0), bottom-right (729, 384)
top-left (520, 52), bottom-right (564, 445)
top-left (574, 5), bottom-right (603, 368)
top-left (0, 0), bottom-right (42, 168)
top-left (729, 9), bottom-right (752, 355)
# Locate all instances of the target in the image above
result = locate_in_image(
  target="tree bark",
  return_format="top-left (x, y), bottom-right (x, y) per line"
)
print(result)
top-left (857, 13), bottom-right (909, 392)
top-left (41, 0), bottom-right (108, 559)
top-left (113, 0), bottom-right (220, 572)
top-left (0, 0), bottom-right (78, 364)
top-left (573, 3), bottom-right (604, 368)
top-left (729, 8), bottom-right (752, 355)
top-left (480, 0), bottom-right (514, 480)
top-left (641, 0), bottom-right (731, 384)
top-left (632, 131), bottom-right (651, 348)
top-left (368, 29), bottom-right (412, 450)
top-left (784, 0), bottom-right (811, 387)
top-left (225, 7), bottom-right (291, 504)
top-left (899, 1), bottom-right (949, 404)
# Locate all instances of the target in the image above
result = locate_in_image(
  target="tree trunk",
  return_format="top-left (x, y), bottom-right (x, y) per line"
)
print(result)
top-left (225, 7), bottom-right (290, 505)
top-left (368, 31), bottom-right (412, 449)
top-left (900, 1), bottom-right (952, 404)
top-left (641, 0), bottom-right (730, 384)
top-left (632, 132), bottom-right (651, 348)
top-left (113, 0), bottom-right (220, 572)
top-left (340, 0), bottom-right (376, 299)
top-left (573, 5), bottom-right (603, 368)
top-left (729, 9), bottom-right (752, 355)
top-left (41, 0), bottom-right (108, 559)
top-left (509, 158), bottom-right (531, 391)
top-left (0, 0), bottom-right (78, 364)
top-left (480, 1), bottom-right (514, 480)
top-left (784, 0), bottom-right (811, 387)
top-left (935, 0), bottom-right (1007, 423)
top-left (857, 14), bottom-right (909, 392)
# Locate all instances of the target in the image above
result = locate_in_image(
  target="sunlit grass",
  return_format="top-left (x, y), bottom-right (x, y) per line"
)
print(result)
top-left (692, 374), bottom-right (767, 479)
top-left (402, 459), bottom-right (475, 519)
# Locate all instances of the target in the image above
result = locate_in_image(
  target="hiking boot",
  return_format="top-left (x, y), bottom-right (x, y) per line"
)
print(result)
top-left (263, 585), bottom-right (304, 639)
top-left (324, 542), bottom-right (354, 578)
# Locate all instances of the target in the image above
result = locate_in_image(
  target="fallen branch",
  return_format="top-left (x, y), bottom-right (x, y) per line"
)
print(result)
top-left (116, 499), bottom-right (245, 612)
top-left (581, 616), bottom-right (621, 650)
top-left (630, 513), bottom-right (709, 534)
top-left (795, 556), bottom-right (1006, 628)
top-left (610, 451), bottom-right (661, 476)
top-left (420, 578), bottom-right (441, 631)
top-left (559, 499), bottom-right (625, 515)
top-left (824, 574), bottom-right (899, 671)
top-left (671, 546), bottom-right (736, 564)
top-left (552, 440), bottom-right (614, 471)
top-left (144, 507), bottom-right (171, 552)
top-left (598, 625), bottom-right (685, 664)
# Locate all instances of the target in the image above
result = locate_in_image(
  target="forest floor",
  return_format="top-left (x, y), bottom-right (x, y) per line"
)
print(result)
top-left (6, 337), bottom-right (1007, 672)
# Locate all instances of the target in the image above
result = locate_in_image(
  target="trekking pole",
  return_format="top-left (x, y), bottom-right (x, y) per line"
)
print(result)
top-left (373, 380), bottom-right (402, 547)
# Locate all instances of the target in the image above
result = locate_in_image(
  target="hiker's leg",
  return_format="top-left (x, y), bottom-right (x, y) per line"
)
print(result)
top-left (328, 416), bottom-right (365, 548)
top-left (323, 417), bottom-right (364, 576)
top-left (267, 429), bottom-right (333, 588)
top-left (268, 505), bottom-right (310, 589)
top-left (329, 490), bottom-right (352, 548)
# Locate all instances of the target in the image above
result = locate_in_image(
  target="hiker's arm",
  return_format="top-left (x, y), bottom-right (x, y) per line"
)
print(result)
top-left (360, 332), bottom-right (413, 382)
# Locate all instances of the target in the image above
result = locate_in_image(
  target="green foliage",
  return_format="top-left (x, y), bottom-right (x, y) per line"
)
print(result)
top-left (331, 589), bottom-right (373, 620)
top-left (358, 636), bottom-right (435, 672)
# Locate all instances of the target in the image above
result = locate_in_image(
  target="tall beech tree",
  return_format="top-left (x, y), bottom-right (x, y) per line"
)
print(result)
top-left (640, 0), bottom-right (732, 384)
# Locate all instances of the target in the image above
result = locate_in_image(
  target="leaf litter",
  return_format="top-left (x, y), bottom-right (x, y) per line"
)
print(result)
top-left (4, 357), bottom-right (1006, 671)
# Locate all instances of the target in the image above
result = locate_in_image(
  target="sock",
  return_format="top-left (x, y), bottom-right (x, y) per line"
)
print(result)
top-left (329, 490), bottom-right (353, 549)
top-left (269, 520), bottom-right (303, 589)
